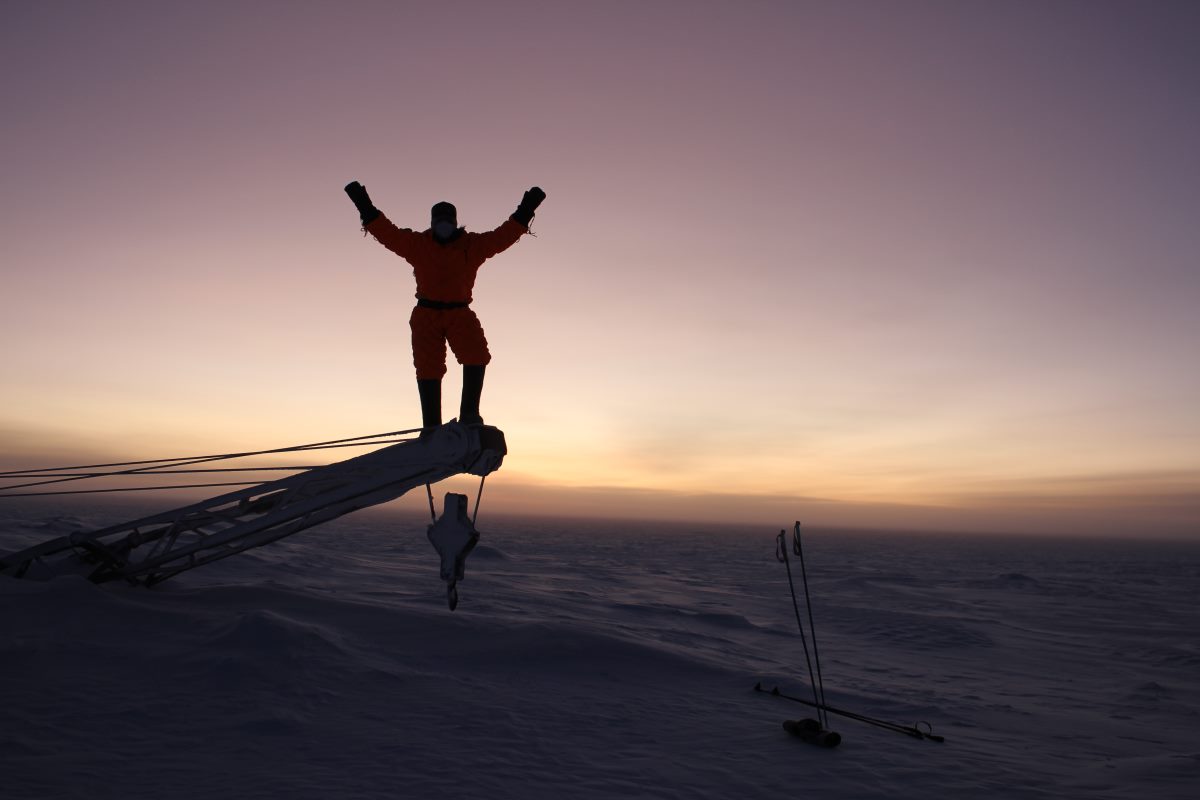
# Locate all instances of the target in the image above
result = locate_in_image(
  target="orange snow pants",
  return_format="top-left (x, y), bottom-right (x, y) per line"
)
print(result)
top-left (409, 305), bottom-right (491, 379)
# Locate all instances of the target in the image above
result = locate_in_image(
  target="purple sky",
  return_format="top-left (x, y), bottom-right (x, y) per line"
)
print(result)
top-left (2, 1), bottom-right (1198, 535)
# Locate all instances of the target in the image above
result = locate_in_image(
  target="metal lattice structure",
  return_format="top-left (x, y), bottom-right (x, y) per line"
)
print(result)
top-left (0, 423), bottom-right (506, 588)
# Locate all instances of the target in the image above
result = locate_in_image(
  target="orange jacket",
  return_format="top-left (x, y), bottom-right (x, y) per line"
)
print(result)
top-left (366, 215), bottom-right (528, 303)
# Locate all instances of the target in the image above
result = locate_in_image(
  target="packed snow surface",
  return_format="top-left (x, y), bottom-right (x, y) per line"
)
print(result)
top-left (2, 501), bottom-right (1197, 799)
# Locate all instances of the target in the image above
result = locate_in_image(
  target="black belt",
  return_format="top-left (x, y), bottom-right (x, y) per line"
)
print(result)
top-left (416, 298), bottom-right (471, 310)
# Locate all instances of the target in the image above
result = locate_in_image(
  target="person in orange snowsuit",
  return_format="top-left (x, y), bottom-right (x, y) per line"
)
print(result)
top-left (344, 181), bottom-right (545, 430)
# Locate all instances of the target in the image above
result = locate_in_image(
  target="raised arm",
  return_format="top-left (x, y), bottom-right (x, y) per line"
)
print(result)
top-left (345, 180), bottom-right (423, 258)
top-left (474, 186), bottom-right (547, 260)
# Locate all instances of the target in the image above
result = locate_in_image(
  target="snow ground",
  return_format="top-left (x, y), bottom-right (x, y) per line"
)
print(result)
top-left (2, 503), bottom-right (1197, 799)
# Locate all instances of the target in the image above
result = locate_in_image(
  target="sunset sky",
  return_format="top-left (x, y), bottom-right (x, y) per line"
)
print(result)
top-left (2, 1), bottom-right (1197, 536)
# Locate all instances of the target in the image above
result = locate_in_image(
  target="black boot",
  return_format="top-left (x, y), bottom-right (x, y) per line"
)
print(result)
top-left (417, 379), bottom-right (442, 432)
top-left (459, 365), bottom-right (486, 425)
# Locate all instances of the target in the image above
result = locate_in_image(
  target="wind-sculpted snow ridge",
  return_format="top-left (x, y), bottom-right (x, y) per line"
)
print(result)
top-left (977, 571), bottom-right (1042, 589)
top-left (828, 605), bottom-right (996, 650)
top-left (1, 511), bottom-right (1198, 799)
top-left (606, 598), bottom-right (763, 630)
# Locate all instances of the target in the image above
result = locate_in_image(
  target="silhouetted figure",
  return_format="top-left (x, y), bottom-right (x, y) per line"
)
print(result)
top-left (345, 182), bottom-right (545, 430)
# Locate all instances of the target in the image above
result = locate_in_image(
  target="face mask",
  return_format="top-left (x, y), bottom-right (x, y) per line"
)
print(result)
top-left (433, 221), bottom-right (456, 239)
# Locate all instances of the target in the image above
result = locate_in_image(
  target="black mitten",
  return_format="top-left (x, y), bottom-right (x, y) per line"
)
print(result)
top-left (511, 186), bottom-right (546, 227)
top-left (345, 181), bottom-right (381, 225)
